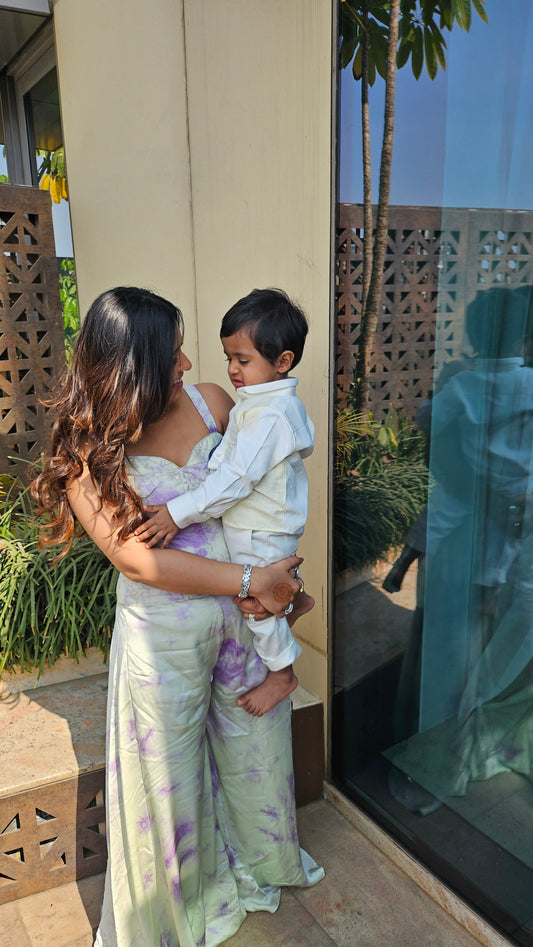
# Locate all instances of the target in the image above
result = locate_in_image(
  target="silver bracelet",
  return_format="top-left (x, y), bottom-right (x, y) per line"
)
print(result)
top-left (238, 563), bottom-right (253, 599)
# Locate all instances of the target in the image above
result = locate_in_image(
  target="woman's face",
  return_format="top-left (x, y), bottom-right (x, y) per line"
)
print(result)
top-left (170, 335), bottom-right (192, 398)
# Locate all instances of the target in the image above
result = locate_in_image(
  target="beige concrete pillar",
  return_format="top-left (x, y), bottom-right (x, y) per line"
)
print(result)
top-left (52, 0), bottom-right (200, 371)
top-left (184, 0), bottom-right (333, 706)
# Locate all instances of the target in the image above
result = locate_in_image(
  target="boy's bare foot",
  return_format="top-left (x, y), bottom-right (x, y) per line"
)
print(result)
top-left (237, 666), bottom-right (298, 716)
top-left (286, 590), bottom-right (314, 628)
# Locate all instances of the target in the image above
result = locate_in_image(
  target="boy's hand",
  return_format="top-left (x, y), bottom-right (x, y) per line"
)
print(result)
top-left (233, 596), bottom-right (271, 622)
top-left (134, 504), bottom-right (179, 548)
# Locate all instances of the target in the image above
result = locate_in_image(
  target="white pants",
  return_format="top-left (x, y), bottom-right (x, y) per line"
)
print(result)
top-left (223, 525), bottom-right (302, 672)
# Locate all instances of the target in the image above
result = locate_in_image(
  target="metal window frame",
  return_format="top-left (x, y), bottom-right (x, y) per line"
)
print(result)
top-left (1, 18), bottom-right (55, 184)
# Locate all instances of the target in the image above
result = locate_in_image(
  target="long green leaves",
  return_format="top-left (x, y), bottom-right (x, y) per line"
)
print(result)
top-left (59, 258), bottom-right (80, 366)
top-left (335, 460), bottom-right (429, 571)
top-left (339, 0), bottom-right (488, 85)
top-left (335, 404), bottom-right (429, 570)
top-left (0, 477), bottom-right (116, 675)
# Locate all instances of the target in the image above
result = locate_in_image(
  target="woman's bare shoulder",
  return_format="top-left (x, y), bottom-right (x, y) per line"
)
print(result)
top-left (196, 383), bottom-right (234, 432)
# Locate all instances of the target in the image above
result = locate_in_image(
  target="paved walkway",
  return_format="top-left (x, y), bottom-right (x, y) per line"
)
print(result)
top-left (0, 799), bottom-right (488, 947)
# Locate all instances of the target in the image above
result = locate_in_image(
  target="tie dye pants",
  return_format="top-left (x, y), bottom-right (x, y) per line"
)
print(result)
top-left (94, 591), bottom-right (323, 947)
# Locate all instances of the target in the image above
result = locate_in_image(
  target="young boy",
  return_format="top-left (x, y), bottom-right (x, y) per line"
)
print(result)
top-left (135, 287), bottom-right (315, 715)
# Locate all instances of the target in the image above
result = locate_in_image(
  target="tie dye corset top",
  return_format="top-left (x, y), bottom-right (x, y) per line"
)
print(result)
top-left (116, 387), bottom-right (230, 606)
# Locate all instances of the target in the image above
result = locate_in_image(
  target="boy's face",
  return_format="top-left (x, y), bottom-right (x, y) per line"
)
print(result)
top-left (222, 330), bottom-right (292, 389)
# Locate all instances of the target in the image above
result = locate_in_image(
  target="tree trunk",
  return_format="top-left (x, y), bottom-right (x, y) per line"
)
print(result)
top-left (361, 2), bottom-right (372, 316)
top-left (354, 0), bottom-right (400, 415)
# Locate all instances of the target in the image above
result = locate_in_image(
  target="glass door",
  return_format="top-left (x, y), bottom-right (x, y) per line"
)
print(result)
top-left (333, 4), bottom-right (533, 943)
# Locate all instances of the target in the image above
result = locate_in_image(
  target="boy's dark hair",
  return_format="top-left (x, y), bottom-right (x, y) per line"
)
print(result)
top-left (220, 288), bottom-right (308, 368)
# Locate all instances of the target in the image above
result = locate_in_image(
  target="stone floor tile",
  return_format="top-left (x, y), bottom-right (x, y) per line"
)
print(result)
top-left (15, 874), bottom-right (104, 947)
top-left (1, 675), bottom-right (107, 797)
top-left (280, 921), bottom-right (337, 945)
top-left (0, 649), bottom-right (108, 698)
top-left (0, 801), bottom-right (498, 946)
top-left (62, 938), bottom-right (94, 947)
top-left (296, 799), bottom-right (364, 862)
top-left (225, 889), bottom-right (315, 946)
top-left (292, 801), bottom-right (483, 947)
top-left (0, 902), bottom-right (32, 947)
top-left (75, 873), bottom-right (105, 934)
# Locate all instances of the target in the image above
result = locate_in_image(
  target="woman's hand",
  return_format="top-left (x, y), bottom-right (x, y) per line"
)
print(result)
top-left (247, 556), bottom-right (303, 617)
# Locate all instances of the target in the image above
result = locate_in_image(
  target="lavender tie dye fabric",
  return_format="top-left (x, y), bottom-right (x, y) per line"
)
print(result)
top-left (94, 388), bottom-right (323, 947)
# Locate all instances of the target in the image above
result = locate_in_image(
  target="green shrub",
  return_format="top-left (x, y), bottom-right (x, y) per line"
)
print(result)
top-left (334, 406), bottom-right (429, 572)
top-left (58, 257), bottom-right (80, 365)
top-left (0, 475), bottom-right (116, 675)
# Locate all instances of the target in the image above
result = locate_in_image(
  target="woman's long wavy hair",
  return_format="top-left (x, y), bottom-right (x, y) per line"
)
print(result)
top-left (32, 286), bottom-right (184, 552)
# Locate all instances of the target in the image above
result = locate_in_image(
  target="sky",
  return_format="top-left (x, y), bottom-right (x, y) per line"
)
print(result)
top-left (338, 0), bottom-right (533, 210)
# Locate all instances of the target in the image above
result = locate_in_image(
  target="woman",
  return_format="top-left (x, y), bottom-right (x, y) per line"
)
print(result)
top-left (32, 287), bottom-right (323, 947)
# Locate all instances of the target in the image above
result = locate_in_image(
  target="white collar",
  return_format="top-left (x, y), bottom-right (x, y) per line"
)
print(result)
top-left (236, 377), bottom-right (299, 400)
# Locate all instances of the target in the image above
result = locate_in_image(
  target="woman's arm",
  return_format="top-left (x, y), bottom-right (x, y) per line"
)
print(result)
top-left (67, 464), bottom-right (299, 614)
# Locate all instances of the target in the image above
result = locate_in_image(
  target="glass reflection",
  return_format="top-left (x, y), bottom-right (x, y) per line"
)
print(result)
top-left (334, 284), bottom-right (533, 940)
top-left (334, 4), bottom-right (533, 941)
top-left (387, 285), bottom-right (533, 822)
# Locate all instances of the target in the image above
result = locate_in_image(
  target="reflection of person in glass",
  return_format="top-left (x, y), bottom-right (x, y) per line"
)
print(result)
top-left (388, 283), bottom-right (533, 804)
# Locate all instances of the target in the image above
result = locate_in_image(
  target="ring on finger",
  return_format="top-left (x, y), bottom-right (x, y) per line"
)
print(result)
top-left (293, 565), bottom-right (304, 592)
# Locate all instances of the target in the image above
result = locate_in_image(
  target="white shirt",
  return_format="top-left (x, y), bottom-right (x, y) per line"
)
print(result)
top-left (429, 357), bottom-right (533, 498)
top-left (167, 377), bottom-right (314, 535)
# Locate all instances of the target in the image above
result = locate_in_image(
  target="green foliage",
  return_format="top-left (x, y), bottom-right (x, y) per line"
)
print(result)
top-left (0, 475), bottom-right (116, 675)
top-left (335, 403), bottom-right (429, 570)
top-left (0, 174), bottom-right (9, 184)
top-left (335, 460), bottom-right (428, 571)
top-left (340, 0), bottom-right (488, 84)
top-left (37, 147), bottom-right (66, 181)
top-left (335, 405), bottom-right (378, 478)
top-left (59, 258), bottom-right (80, 364)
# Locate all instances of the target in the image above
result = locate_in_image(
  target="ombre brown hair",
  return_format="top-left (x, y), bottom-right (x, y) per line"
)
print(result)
top-left (31, 286), bottom-right (184, 552)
